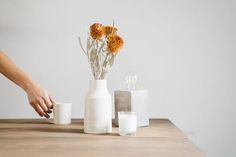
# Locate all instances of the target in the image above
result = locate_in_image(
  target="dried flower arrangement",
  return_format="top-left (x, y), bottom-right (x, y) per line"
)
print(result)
top-left (79, 22), bottom-right (124, 80)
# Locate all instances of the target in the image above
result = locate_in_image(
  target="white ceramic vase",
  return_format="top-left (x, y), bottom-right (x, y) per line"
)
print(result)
top-left (84, 79), bottom-right (112, 134)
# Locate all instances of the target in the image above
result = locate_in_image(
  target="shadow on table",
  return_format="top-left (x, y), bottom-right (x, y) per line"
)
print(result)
top-left (0, 127), bottom-right (120, 136)
top-left (0, 119), bottom-right (84, 125)
top-left (31, 128), bottom-right (119, 136)
top-left (32, 127), bottom-right (85, 134)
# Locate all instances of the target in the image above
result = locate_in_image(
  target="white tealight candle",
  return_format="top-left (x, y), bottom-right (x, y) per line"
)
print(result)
top-left (118, 112), bottom-right (137, 136)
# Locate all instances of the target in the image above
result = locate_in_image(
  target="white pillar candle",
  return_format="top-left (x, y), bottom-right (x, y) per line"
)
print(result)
top-left (118, 112), bottom-right (137, 136)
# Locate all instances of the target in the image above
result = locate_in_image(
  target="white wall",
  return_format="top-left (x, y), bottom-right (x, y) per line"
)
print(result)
top-left (0, 0), bottom-right (236, 156)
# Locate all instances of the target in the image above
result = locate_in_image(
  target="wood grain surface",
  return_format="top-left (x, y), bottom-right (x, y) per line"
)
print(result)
top-left (0, 119), bottom-right (206, 157)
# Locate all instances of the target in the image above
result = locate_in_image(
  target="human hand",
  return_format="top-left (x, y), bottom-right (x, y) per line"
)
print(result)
top-left (25, 82), bottom-right (54, 118)
top-left (0, 52), bottom-right (54, 117)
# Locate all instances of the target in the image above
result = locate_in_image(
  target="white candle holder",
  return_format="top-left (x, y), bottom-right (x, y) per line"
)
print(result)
top-left (118, 111), bottom-right (137, 136)
top-left (115, 90), bottom-right (149, 127)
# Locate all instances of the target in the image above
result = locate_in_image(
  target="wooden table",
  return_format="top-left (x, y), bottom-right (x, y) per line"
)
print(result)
top-left (0, 119), bottom-right (205, 157)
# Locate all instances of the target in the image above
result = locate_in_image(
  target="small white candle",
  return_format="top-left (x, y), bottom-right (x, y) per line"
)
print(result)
top-left (118, 112), bottom-right (137, 136)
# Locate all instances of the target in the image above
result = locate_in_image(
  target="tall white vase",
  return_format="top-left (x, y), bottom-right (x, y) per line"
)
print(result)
top-left (84, 79), bottom-right (112, 134)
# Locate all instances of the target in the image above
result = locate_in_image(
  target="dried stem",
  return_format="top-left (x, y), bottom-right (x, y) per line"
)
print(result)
top-left (78, 37), bottom-right (87, 55)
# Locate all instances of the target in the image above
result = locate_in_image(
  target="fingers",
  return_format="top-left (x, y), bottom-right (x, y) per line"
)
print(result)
top-left (49, 96), bottom-right (54, 109)
top-left (43, 95), bottom-right (53, 109)
top-left (31, 103), bottom-right (43, 117)
top-left (38, 98), bottom-right (51, 114)
top-left (31, 103), bottom-right (49, 118)
top-left (35, 104), bottom-right (49, 118)
top-left (30, 97), bottom-right (51, 118)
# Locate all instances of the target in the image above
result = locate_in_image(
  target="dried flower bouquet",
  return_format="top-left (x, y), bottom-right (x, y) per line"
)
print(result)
top-left (79, 22), bottom-right (124, 80)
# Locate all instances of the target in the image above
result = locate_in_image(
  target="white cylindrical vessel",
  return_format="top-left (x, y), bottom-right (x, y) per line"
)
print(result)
top-left (118, 112), bottom-right (137, 136)
top-left (84, 80), bottom-right (112, 134)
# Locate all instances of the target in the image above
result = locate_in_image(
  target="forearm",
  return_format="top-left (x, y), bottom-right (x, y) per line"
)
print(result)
top-left (0, 51), bottom-right (34, 91)
top-left (0, 51), bottom-right (53, 118)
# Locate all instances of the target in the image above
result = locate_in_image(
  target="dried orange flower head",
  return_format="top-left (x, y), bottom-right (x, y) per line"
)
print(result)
top-left (90, 23), bottom-right (104, 40)
top-left (107, 35), bottom-right (124, 54)
top-left (103, 26), bottom-right (117, 36)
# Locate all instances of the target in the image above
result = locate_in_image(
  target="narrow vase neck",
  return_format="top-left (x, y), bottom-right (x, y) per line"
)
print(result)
top-left (90, 80), bottom-right (107, 90)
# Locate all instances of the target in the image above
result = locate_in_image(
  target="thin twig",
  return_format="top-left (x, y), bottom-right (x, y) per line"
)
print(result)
top-left (78, 37), bottom-right (87, 55)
